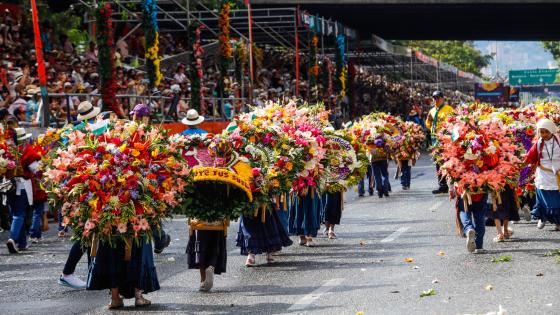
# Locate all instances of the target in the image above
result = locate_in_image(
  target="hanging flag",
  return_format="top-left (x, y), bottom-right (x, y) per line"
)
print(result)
top-left (30, 0), bottom-right (47, 86)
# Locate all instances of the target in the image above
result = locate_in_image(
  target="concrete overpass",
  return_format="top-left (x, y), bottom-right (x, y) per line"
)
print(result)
top-left (251, 0), bottom-right (560, 40)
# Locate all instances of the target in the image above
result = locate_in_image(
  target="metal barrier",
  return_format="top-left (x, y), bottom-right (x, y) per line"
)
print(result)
top-left (41, 93), bottom-right (246, 126)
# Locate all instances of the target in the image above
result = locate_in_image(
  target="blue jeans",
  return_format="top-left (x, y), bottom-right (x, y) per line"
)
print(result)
top-left (400, 161), bottom-right (411, 188)
top-left (29, 202), bottom-right (45, 239)
top-left (358, 164), bottom-right (373, 196)
top-left (372, 160), bottom-right (390, 195)
top-left (9, 191), bottom-right (30, 249)
top-left (458, 195), bottom-right (488, 249)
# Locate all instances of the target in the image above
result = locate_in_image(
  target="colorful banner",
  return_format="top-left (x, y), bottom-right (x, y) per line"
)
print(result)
top-left (509, 86), bottom-right (520, 102)
top-left (474, 83), bottom-right (509, 103)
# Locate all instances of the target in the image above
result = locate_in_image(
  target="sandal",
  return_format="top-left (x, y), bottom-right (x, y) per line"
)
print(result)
top-left (135, 295), bottom-right (151, 307)
top-left (298, 237), bottom-right (307, 246)
top-left (245, 254), bottom-right (256, 267)
top-left (305, 238), bottom-right (317, 247)
top-left (328, 230), bottom-right (337, 240)
top-left (57, 231), bottom-right (66, 238)
top-left (493, 234), bottom-right (505, 243)
top-left (266, 253), bottom-right (275, 263)
top-left (108, 298), bottom-right (124, 309)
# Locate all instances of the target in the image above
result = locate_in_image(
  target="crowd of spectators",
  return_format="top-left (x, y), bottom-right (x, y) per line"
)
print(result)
top-left (0, 8), bottom-right (473, 128)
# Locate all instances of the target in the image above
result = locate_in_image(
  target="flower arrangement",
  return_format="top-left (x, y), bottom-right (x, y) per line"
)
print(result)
top-left (0, 142), bottom-right (16, 176)
top-left (188, 23), bottom-right (205, 112)
top-left (321, 130), bottom-right (367, 193)
top-left (350, 112), bottom-right (403, 161)
top-left (309, 33), bottom-right (319, 98)
top-left (218, 1), bottom-right (232, 75)
top-left (142, 0), bottom-right (163, 88)
top-left (437, 118), bottom-right (521, 201)
top-left (95, 2), bottom-right (121, 116)
top-left (233, 102), bottom-right (329, 196)
top-left (170, 133), bottom-right (255, 222)
top-left (393, 121), bottom-right (426, 161)
top-left (43, 121), bottom-right (190, 246)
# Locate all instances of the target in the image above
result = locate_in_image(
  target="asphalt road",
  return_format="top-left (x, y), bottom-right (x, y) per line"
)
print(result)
top-left (1, 155), bottom-right (560, 315)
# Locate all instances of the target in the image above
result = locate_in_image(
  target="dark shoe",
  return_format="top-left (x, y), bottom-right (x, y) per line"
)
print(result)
top-left (368, 190), bottom-right (374, 196)
top-left (378, 193), bottom-right (383, 199)
top-left (154, 234), bottom-right (171, 254)
top-left (402, 186), bottom-right (410, 191)
top-left (358, 194), bottom-right (364, 197)
top-left (432, 188), bottom-right (448, 195)
top-left (384, 192), bottom-right (389, 197)
top-left (6, 239), bottom-right (18, 254)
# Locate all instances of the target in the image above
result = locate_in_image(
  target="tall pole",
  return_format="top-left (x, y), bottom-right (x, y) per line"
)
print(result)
top-left (295, 6), bottom-right (300, 98)
top-left (246, 1), bottom-right (254, 88)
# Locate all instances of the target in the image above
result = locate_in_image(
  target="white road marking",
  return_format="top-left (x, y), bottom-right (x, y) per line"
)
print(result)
top-left (288, 278), bottom-right (345, 311)
top-left (380, 227), bottom-right (410, 243)
top-left (428, 200), bottom-right (444, 212)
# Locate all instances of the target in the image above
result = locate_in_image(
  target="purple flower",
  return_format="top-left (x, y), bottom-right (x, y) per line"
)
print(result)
top-left (471, 165), bottom-right (481, 174)
top-left (130, 190), bottom-right (139, 200)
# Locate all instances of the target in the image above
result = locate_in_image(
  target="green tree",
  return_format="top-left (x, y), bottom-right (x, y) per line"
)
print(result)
top-left (543, 41), bottom-right (560, 61)
top-left (396, 41), bottom-right (492, 77)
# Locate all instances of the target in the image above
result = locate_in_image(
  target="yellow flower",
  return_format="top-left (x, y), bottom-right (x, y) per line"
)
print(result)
top-left (166, 157), bottom-right (176, 168)
top-left (119, 143), bottom-right (127, 152)
top-left (131, 149), bottom-right (140, 157)
top-left (117, 176), bottom-right (126, 183)
top-left (281, 144), bottom-right (290, 150)
top-left (132, 160), bottom-right (141, 167)
top-left (269, 169), bottom-right (278, 178)
top-left (151, 148), bottom-right (159, 158)
top-left (271, 179), bottom-right (280, 187)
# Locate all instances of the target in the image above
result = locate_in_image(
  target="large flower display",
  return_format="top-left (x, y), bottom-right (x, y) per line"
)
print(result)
top-left (170, 133), bottom-right (255, 223)
top-left (436, 116), bottom-right (522, 202)
top-left (393, 121), bottom-right (426, 162)
top-left (43, 121), bottom-right (190, 246)
top-left (350, 112), bottom-right (403, 161)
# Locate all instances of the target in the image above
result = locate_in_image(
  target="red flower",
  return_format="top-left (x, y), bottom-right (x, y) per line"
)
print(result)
top-left (134, 202), bottom-right (144, 215)
top-left (126, 176), bottom-right (139, 190)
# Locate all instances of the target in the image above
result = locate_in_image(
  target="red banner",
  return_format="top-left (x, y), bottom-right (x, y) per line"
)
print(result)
top-left (31, 0), bottom-right (47, 86)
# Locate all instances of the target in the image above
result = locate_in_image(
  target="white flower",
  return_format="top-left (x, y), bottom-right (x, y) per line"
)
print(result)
top-left (463, 148), bottom-right (479, 160)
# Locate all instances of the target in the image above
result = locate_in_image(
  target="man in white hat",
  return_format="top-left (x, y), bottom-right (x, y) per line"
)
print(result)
top-left (180, 109), bottom-right (207, 136)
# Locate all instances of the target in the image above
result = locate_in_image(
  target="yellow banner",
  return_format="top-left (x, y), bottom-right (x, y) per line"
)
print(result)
top-left (192, 166), bottom-right (253, 201)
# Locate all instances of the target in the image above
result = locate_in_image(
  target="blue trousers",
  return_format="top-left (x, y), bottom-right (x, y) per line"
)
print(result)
top-left (400, 161), bottom-right (411, 188)
top-left (358, 164), bottom-right (373, 196)
top-left (458, 195), bottom-right (488, 249)
top-left (29, 202), bottom-right (46, 239)
top-left (372, 160), bottom-right (390, 195)
top-left (9, 191), bottom-right (30, 249)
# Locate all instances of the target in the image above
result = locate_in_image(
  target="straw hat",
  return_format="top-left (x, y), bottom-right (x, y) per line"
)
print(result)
top-left (181, 109), bottom-right (204, 126)
top-left (14, 127), bottom-right (31, 143)
top-left (76, 101), bottom-right (101, 122)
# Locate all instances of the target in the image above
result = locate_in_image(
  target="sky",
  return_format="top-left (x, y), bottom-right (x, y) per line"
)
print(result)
top-left (474, 41), bottom-right (557, 79)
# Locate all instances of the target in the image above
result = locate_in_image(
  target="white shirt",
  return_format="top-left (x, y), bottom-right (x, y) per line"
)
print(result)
top-left (535, 137), bottom-right (560, 190)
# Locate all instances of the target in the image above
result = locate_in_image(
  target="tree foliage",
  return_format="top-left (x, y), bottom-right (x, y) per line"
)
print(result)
top-left (542, 41), bottom-right (560, 61)
top-left (396, 41), bottom-right (492, 77)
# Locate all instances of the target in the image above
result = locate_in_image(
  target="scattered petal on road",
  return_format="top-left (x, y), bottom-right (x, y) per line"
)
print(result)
top-left (485, 284), bottom-right (493, 291)
top-left (437, 250), bottom-right (445, 256)
top-left (432, 279), bottom-right (439, 284)
top-left (536, 273), bottom-right (544, 277)
top-left (404, 257), bottom-right (414, 263)
top-left (167, 257), bottom-right (176, 262)
top-left (420, 288), bottom-right (436, 298)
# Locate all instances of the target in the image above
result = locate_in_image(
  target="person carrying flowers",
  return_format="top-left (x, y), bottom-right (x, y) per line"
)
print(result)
top-left (5, 128), bottom-right (37, 254)
top-left (426, 90), bottom-right (454, 195)
top-left (525, 118), bottom-right (560, 230)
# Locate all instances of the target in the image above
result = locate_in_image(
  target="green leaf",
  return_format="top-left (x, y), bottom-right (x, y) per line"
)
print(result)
top-left (544, 249), bottom-right (560, 257)
top-left (420, 288), bottom-right (436, 298)
top-left (491, 255), bottom-right (512, 263)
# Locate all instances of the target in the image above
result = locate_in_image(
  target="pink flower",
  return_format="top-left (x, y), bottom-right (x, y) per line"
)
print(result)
top-left (117, 222), bottom-right (127, 233)
top-left (252, 168), bottom-right (261, 176)
top-left (139, 218), bottom-right (149, 231)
